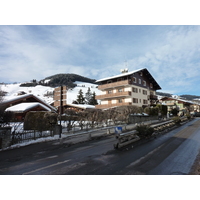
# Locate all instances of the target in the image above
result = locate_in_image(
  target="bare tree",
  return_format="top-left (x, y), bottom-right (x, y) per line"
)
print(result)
top-left (103, 108), bottom-right (119, 126)
top-left (0, 86), bottom-right (5, 103)
top-left (63, 108), bottom-right (78, 132)
top-left (115, 105), bottom-right (140, 124)
top-left (76, 110), bottom-right (88, 130)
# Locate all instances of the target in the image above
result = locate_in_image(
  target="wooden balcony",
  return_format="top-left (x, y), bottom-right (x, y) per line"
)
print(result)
top-left (98, 79), bottom-right (131, 90)
top-left (95, 102), bottom-right (132, 109)
top-left (149, 94), bottom-right (158, 100)
top-left (96, 91), bottom-right (131, 100)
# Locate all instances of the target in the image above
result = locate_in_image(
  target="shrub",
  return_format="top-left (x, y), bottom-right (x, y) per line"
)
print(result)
top-left (172, 116), bottom-right (181, 125)
top-left (186, 113), bottom-right (191, 120)
top-left (136, 125), bottom-right (154, 139)
top-left (24, 111), bottom-right (58, 131)
top-left (171, 108), bottom-right (179, 116)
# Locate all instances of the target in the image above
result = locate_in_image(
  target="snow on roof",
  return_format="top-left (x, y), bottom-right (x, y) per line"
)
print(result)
top-left (95, 68), bottom-right (145, 83)
top-left (160, 96), bottom-right (200, 105)
top-left (3, 94), bottom-right (34, 104)
top-left (66, 103), bottom-right (95, 109)
top-left (2, 94), bottom-right (57, 111)
top-left (5, 102), bottom-right (52, 112)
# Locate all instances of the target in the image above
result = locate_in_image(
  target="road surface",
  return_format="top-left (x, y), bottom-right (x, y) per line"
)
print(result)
top-left (1, 118), bottom-right (200, 175)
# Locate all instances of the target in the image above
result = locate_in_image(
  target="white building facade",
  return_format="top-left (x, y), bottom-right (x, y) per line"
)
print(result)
top-left (95, 68), bottom-right (161, 109)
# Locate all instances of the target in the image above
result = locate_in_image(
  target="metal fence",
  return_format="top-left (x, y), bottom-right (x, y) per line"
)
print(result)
top-left (11, 130), bottom-right (54, 145)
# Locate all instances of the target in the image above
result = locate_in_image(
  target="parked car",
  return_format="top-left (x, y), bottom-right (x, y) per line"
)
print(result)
top-left (193, 112), bottom-right (200, 117)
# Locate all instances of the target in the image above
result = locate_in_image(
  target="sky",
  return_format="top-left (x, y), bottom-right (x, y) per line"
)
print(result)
top-left (0, 25), bottom-right (200, 96)
top-left (0, 1), bottom-right (200, 96)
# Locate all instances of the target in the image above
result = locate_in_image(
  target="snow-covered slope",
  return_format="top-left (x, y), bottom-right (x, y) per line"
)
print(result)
top-left (1, 82), bottom-right (101, 105)
top-left (66, 81), bottom-right (101, 104)
top-left (1, 83), bottom-right (54, 105)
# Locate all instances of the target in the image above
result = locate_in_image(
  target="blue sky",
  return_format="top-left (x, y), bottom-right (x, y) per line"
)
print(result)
top-left (0, 25), bottom-right (200, 96)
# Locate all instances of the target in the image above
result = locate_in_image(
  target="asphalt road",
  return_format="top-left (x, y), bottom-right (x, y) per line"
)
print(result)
top-left (1, 118), bottom-right (200, 175)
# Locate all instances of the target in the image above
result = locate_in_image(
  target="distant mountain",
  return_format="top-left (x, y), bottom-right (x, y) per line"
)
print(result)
top-left (20, 74), bottom-right (96, 88)
top-left (156, 91), bottom-right (172, 97)
top-left (179, 94), bottom-right (200, 100)
top-left (156, 92), bottom-right (200, 101)
top-left (41, 73), bottom-right (96, 88)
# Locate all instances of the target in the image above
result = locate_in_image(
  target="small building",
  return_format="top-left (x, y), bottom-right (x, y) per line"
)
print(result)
top-left (1, 94), bottom-right (56, 112)
top-left (1, 94), bottom-right (56, 121)
top-left (5, 102), bottom-right (52, 121)
top-left (95, 68), bottom-right (161, 109)
top-left (159, 96), bottom-right (199, 114)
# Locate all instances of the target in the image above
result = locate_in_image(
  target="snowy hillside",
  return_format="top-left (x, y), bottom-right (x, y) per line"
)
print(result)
top-left (67, 81), bottom-right (101, 104)
top-left (1, 82), bottom-right (101, 105)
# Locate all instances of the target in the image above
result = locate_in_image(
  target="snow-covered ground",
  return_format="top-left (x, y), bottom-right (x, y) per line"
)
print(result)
top-left (1, 81), bottom-right (101, 105)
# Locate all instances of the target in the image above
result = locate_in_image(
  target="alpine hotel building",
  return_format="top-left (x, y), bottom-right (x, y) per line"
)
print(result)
top-left (95, 68), bottom-right (161, 109)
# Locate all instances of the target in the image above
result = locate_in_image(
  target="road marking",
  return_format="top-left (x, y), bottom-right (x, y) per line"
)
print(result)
top-left (47, 155), bottom-right (58, 159)
top-left (34, 155), bottom-right (58, 162)
top-left (127, 143), bottom-right (165, 168)
top-left (22, 159), bottom-right (70, 175)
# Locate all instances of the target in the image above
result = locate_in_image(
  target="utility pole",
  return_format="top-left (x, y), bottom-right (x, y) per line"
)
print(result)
top-left (59, 86), bottom-right (63, 138)
top-left (54, 86), bottom-right (67, 138)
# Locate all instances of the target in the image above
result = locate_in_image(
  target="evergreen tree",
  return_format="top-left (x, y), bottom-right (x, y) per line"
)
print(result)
top-left (85, 87), bottom-right (92, 105)
top-left (76, 89), bottom-right (85, 104)
top-left (89, 92), bottom-right (98, 105)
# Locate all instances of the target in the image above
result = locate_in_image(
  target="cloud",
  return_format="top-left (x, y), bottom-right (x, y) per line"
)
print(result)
top-left (0, 25), bottom-right (200, 95)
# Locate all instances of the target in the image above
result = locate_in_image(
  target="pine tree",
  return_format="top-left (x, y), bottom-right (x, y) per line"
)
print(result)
top-left (89, 92), bottom-right (98, 105)
top-left (85, 87), bottom-right (92, 105)
top-left (76, 89), bottom-right (85, 104)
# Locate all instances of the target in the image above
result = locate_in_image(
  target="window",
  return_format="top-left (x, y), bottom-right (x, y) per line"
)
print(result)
top-left (108, 90), bottom-right (112, 94)
top-left (118, 88), bottom-right (123, 92)
top-left (143, 80), bottom-right (146, 86)
top-left (118, 99), bottom-right (123, 103)
top-left (143, 90), bottom-right (147, 95)
top-left (139, 79), bottom-right (141, 84)
top-left (132, 87), bottom-right (138, 93)
top-left (133, 98), bottom-right (138, 103)
top-left (150, 83), bottom-right (153, 88)
top-left (143, 100), bottom-right (148, 104)
top-left (140, 72), bottom-right (143, 76)
top-left (132, 77), bottom-right (137, 83)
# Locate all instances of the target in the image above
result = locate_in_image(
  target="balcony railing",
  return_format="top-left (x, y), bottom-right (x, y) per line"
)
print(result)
top-left (96, 91), bottom-right (131, 100)
top-left (98, 79), bottom-right (131, 90)
top-left (149, 94), bottom-right (158, 100)
top-left (95, 102), bottom-right (132, 109)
